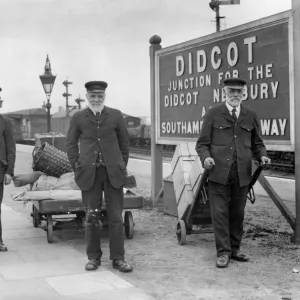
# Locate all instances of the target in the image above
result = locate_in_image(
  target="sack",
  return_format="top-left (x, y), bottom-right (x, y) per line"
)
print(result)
top-left (125, 174), bottom-right (137, 189)
top-left (11, 190), bottom-right (82, 201)
top-left (53, 172), bottom-right (80, 190)
top-left (13, 171), bottom-right (45, 187)
top-left (32, 175), bottom-right (58, 191)
top-left (32, 143), bottom-right (72, 177)
top-left (11, 190), bottom-right (30, 202)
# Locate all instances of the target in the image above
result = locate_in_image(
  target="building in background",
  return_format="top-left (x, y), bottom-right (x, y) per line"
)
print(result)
top-left (3, 104), bottom-right (150, 142)
top-left (122, 113), bottom-right (141, 128)
top-left (2, 108), bottom-right (47, 141)
top-left (51, 106), bottom-right (81, 135)
top-left (52, 106), bottom-right (145, 135)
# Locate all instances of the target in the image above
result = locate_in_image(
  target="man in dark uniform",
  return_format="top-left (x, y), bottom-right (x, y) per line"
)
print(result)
top-left (195, 78), bottom-right (270, 268)
top-left (0, 87), bottom-right (16, 252)
top-left (66, 81), bottom-right (133, 272)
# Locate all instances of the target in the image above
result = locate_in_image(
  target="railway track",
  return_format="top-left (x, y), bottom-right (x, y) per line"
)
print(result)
top-left (129, 147), bottom-right (295, 179)
top-left (129, 147), bottom-right (174, 158)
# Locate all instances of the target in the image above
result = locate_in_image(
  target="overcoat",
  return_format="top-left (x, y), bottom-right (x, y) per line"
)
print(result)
top-left (195, 103), bottom-right (267, 187)
top-left (66, 106), bottom-right (129, 191)
top-left (0, 115), bottom-right (16, 183)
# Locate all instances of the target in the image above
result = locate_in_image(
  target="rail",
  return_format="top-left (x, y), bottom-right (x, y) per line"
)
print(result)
top-left (129, 147), bottom-right (174, 158)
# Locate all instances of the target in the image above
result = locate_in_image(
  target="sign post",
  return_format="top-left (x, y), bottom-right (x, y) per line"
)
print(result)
top-left (292, 0), bottom-right (300, 243)
top-left (149, 35), bottom-right (163, 205)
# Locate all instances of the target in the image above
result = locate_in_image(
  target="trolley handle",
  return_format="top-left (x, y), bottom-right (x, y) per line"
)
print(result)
top-left (247, 163), bottom-right (265, 204)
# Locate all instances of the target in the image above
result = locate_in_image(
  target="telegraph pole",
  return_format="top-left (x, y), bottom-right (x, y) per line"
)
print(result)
top-left (215, 3), bottom-right (222, 32)
top-left (62, 79), bottom-right (72, 116)
top-left (209, 0), bottom-right (240, 32)
top-left (62, 79), bottom-right (73, 134)
top-left (209, 1), bottom-right (224, 32)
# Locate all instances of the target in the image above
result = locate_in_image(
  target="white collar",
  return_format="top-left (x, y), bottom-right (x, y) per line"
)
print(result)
top-left (88, 105), bottom-right (104, 115)
top-left (226, 102), bottom-right (240, 113)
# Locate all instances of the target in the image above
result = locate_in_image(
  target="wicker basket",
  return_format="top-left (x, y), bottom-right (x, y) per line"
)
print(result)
top-left (32, 142), bottom-right (72, 177)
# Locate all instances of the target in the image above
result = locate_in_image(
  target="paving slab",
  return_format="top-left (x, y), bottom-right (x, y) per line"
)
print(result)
top-left (15, 244), bottom-right (84, 263)
top-left (2, 220), bottom-right (34, 230)
top-left (0, 204), bottom-right (156, 300)
top-left (0, 274), bottom-right (5, 284)
top-left (44, 271), bottom-right (133, 296)
top-left (2, 228), bottom-right (46, 240)
top-left (0, 258), bottom-right (99, 280)
top-left (1, 214), bottom-right (30, 224)
top-left (4, 237), bottom-right (69, 250)
top-left (0, 278), bottom-right (60, 300)
top-left (65, 287), bottom-right (156, 300)
top-left (0, 250), bottom-right (25, 266)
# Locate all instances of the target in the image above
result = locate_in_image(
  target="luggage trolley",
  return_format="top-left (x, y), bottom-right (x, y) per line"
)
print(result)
top-left (176, 163), bottom-right (265, 245)
top-left (31, 189), bottom-right (143, 243)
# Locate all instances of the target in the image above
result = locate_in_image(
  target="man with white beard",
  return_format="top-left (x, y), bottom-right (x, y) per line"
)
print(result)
top-left (66, 81), bottom-right (133, 272)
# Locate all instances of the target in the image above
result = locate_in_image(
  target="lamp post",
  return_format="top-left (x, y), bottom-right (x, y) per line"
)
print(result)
top-left (39, 54), bottom-right (56, 133)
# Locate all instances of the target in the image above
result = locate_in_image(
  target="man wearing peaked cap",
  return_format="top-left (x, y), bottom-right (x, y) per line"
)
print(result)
top-left (84, 81), bottom-right (108, 92)
top-left (195, 77), bottom-right (270, 268)
top-left (0, 87), bottom-right (16, 252)
top-left (66, 80), bottom-right (133, 273)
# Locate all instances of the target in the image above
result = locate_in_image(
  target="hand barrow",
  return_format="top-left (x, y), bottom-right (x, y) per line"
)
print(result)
top-left (176, 169), bottom-right (212, 245)
top-left (176, 163), bottom-right (265, 245)
top-left (31, 189), bottom-right (144, 243)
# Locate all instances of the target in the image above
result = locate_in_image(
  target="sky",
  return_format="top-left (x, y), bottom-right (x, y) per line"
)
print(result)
top-left (0, 0), bottom-right (291, 117)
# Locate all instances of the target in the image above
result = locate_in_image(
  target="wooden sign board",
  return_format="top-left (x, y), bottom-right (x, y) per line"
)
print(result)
top-left (155, 11), bottom-right (294, 151)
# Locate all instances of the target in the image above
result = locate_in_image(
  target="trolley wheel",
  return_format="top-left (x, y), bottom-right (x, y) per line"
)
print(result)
top-left (32, 205), bottom-right (41, 228)
top-left (47, 215), bottom-right (53, 243)
top-left (176, 220), bottom-right (186, 245)
top-left (124, 211), bottom-right (134, 239)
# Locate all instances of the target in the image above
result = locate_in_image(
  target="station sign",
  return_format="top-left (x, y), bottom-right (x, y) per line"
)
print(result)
top-left (155, 11), bottom-right (294, 151)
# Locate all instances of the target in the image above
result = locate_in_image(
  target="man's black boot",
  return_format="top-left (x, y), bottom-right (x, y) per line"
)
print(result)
top-left (0, 240), bottom-right (8, 252)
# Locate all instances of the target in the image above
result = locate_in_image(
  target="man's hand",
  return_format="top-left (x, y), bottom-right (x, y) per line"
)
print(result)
top-left (204, 157), bottom-right (215, 170)
top-left (261, 156), bottom-right (271, 165)
top-left (4, 174), bottom-right (12, 185)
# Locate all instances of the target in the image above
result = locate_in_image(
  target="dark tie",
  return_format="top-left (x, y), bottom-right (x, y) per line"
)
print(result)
top-left (95, 112), bottom-right (101, 121)
top-left (232, 108), bottom-right (237, 122)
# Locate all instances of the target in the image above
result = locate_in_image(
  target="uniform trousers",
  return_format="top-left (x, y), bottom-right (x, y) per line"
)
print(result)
top-left (208, 161), bottom-right (249, 257)
top-left (82, 165), bottom-right (124, 261)
top-left (0, 183), bottom-right (4, 242)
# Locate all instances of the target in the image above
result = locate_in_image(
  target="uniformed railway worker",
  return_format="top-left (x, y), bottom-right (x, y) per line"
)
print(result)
top-left (0, 87), bottom-right (16, 252)
top-left (66, 81), bottom-right (133, 273)
top-left (195, 78), bottom-right (270, 268)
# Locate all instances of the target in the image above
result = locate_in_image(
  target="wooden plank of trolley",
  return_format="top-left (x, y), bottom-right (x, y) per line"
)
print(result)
top-left (155, 10), bottom-right (294, 152)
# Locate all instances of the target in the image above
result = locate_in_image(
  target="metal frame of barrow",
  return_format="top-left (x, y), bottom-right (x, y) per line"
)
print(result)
top-left (31, 190), bottom-right (144, 243)
top-left (176, 164), bottom-right (265, 245)
top-left (176, 169), bottom-right (213, 245)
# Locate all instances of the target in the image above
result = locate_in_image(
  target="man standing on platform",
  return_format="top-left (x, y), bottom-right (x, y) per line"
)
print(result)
top-left (0, 87), bottom-right (16, 252)
top-left (66, 81), bottom-right (133, 272)
top-left (196, 78), bottom-right (270, 268)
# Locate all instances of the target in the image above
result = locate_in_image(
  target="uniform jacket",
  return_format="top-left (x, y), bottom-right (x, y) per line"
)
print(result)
top-left (66, 106), bottom-right (129, 191)
top-left (0, 115), bottom-right (16, 183)
top-left (195, 103), bottom-right (267, 187)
